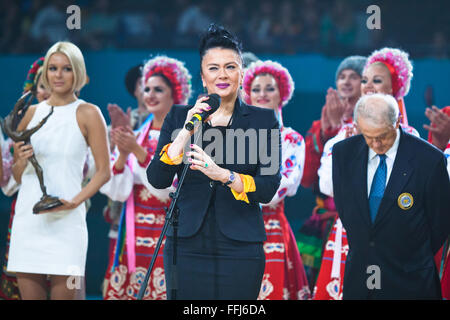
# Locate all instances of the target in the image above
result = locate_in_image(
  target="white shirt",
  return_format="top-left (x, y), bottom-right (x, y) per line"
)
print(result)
top-left (444, 143), bottom-right (450, 177)
top-left (318, 124), bottom-right (351, 197)
top-left (367, 128), bottom-right (401, 196)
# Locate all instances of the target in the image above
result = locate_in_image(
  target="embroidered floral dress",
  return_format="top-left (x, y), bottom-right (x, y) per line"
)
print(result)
top-left (100, 121), bottom-right (176, 300)
top-left (0, 136), bottom-right (20, 300)
top-left (258, 127), bottom-right (310, 300)
top-left (314, 123), bottom-right (420, 300)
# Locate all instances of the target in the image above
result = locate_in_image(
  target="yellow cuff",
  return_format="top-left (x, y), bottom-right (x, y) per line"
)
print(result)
top-left (230, 174), bottom-right (256, 204)
top-left (159, 143), bottom-right (183, 165)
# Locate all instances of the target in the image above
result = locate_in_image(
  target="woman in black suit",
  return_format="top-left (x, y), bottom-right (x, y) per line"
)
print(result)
top-left (147, 24), bottom-right (281, 299)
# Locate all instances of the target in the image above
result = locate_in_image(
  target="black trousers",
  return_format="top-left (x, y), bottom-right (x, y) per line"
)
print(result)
top-left (163, 205), bottom-right (265, 300)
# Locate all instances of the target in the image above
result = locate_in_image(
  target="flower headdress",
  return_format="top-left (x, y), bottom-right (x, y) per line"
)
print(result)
top-left (365, 47), bottom-right (413, 99)
top-left (141, 56), bottom-right (192, 105)
top-left (242, 60), bottom-right (295, 108)
top-left (365, 48), bottom-right (414, 125)
top-left (23, 57), bottom-right (45, 94)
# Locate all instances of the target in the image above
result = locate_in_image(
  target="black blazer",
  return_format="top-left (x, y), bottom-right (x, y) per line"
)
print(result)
top-left (146, 99), bottom-right (281, 242)
top-left (332, 129), bottom-right (450, 299)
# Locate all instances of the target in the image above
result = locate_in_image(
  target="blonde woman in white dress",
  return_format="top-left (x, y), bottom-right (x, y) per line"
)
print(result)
top-left (7, 41), bottom-right (110, 300)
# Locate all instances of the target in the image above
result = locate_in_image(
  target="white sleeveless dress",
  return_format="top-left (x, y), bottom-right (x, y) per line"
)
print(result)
top-left (7, 99), bottom-right (89, 276)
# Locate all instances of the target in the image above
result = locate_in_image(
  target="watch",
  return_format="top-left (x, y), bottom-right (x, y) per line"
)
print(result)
top-left (224, 170), bottom-right (235, 186)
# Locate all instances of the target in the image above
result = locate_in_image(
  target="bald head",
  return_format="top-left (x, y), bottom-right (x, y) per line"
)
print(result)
top-left (354, 93), bottom-right (399, 128)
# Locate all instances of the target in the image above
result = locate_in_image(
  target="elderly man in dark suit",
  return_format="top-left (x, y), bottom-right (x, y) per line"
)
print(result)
top-left (332, 93), bottom-right (450, 299)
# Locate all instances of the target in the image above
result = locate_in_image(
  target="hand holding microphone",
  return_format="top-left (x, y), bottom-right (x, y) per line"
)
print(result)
top-left (167, 94), bottom-right (221, 161)
top-left (185, 94), bottom-right (221, 131)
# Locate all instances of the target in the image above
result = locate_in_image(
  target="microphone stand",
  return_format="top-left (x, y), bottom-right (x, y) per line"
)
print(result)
top-left (137, 123), bottom-right (204, 300)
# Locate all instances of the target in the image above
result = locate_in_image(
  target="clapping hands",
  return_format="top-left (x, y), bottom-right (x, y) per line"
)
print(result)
top-left (424, 106), bottom-right (450, 151)
top-left (110, 126), bottom-right (139, 157)
top-left (321, 88), bottom-right (352, 133)
top-left (108, 103), bottom-right (132, 130)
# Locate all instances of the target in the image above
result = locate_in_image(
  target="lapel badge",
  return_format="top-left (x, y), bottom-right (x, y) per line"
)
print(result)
top-left (398, 193), bottom-right (413, 210)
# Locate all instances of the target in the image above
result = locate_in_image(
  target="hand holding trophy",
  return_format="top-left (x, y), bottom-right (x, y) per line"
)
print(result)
top-left (0, 91), bottom-right (63, 214)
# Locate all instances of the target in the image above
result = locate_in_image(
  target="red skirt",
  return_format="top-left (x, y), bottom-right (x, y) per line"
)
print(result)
top-left (313, 216), bottom-right (348, 300)
top-left (103, 185), bottom-right (169, 300)
top-left (0, 198), bottom-right (20, 300)
top-left (434, 241), bottom-right (450, 300)
top-left (258, 201), bottom-right (310, 300)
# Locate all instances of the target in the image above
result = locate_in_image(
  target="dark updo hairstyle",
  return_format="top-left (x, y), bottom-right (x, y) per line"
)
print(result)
top-left (199, 24), bottom-right (243, 68)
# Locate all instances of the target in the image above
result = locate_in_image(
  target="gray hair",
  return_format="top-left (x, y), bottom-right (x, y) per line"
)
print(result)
top-left (354, 93), bottom-right (399, 127)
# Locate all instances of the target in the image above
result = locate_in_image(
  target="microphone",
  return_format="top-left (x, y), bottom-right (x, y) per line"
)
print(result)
top-left (185, 94), bottom-right (221, 131)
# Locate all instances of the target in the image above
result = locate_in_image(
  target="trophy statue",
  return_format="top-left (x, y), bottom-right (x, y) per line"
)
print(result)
top-left (0, 91), bottom-right (63, 214)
